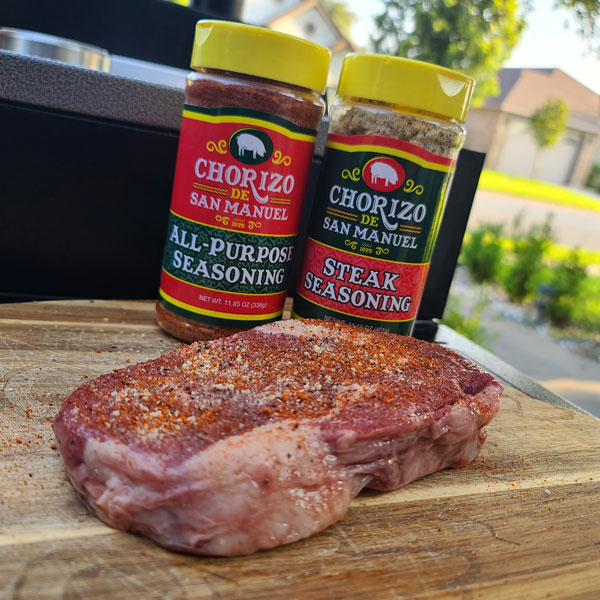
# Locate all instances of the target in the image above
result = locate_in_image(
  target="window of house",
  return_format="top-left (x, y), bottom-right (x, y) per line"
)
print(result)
top-left (304, 21), bottom-right (315, 35)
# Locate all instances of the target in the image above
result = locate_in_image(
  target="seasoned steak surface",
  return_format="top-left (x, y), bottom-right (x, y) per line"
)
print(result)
top-left (53, 319), bottom-right (502, 555)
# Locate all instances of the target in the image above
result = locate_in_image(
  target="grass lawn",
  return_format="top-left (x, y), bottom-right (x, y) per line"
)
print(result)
top-left (546, 245), bottom-right (600, 267)
top-left (478, 170), bottom-right (600, 213)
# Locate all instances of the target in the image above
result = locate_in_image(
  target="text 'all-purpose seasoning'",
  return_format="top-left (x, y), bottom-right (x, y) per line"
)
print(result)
top-left (157, 20), bottom-right (330, 342)
top-left (293, 54), bottom-right (475, 335)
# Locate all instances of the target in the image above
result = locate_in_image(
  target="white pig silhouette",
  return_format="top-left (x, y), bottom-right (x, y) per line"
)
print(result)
top-left (237, 133), bottom-right (266, 159)
top-left (370, 161), bottom-right (398, 186)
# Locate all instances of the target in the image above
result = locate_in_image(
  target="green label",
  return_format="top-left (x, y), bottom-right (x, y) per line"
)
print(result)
top-left (163, 212), bottom-right (295, 294)
top-left (293, 133), bottom-right (456, 334)
top-left (307, 141), bottom-right (452, 262)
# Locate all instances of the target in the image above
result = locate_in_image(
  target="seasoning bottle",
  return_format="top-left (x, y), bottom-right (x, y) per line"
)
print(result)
top-left (157, 20), bottom-right (330, 342)
top-left (293, 54), bottom-right (474, 335)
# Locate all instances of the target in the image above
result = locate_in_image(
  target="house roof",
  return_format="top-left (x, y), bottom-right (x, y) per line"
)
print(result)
top-left (264, 0), bottom-right (360, 53)
top-left (483, 68), bottom-right (600, 134)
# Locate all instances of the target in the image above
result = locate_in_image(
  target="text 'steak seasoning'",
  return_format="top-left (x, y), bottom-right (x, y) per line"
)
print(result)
top-left (157, 20), bottom-right (330, 341)
top-left (293, 54), bottom-right (475, 335)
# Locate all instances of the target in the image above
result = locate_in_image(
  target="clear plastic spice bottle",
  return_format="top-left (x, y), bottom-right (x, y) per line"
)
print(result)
top-left (293, 54), bottom-right (475, 335)
top-left (157, 20), bottom-right (330, 342)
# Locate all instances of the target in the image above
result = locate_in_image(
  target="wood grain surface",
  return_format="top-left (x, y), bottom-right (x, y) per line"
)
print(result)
top-left (1, 300), bottom-right (599, 600)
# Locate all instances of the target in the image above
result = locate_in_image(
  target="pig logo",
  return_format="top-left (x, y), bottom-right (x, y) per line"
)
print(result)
top-left (237, 133), bottom-right (266, 159)
top-left (229, 128), bottom-right (273, 165)
top-left (363, 157), bottom-right (405, 192)
top-left (370, 161), bottom-right (398, 186)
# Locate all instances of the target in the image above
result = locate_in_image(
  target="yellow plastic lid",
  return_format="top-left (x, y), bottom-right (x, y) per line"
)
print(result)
top-left (337, 54), bottom-right (475, 122)
top-left (191, 20), bottom-right (331, 94)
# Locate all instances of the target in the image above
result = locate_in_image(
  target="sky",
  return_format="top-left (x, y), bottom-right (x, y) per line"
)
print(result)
top-left (345, 0), bottom-right (600, 95)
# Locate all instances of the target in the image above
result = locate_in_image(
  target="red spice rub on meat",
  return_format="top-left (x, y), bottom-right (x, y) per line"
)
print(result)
top-left (53, 319), bottom-right (502, 556)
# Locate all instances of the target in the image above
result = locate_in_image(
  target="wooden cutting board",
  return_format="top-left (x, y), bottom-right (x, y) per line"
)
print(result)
top-left (1, 300), bottom-right (599, 600)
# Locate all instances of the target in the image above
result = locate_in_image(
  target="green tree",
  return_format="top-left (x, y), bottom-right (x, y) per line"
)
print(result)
top-left (529, 98), bottom-right (569, 179)
top-left (322, 0), bottom-right (356, 38)
top-left (371, 0), bottom-right (526, 105)
top-left (556, 0), bottom-right (600, 56)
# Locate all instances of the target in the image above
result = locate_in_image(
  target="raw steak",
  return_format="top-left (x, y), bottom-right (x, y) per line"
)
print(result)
top-left (53, 319), bottom-right (502, 556)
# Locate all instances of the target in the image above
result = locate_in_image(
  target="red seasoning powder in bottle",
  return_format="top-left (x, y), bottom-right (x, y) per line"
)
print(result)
top-left (293, 54), bottom-right (474, 335)
top-left (157, 20), bottom-right (330, 342)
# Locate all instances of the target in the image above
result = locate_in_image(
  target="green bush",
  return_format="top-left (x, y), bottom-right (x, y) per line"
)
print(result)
top-left (586, 162), bottom-right (600, 194)
top-left (503, 214), bottom-right (554, 302)
top-left (539, 249), bottom-right (588, 327)
top-left (461, 217), bottom-right (600, 334)
top-left (572, 276), bottom-right (600, 331)
top-left (460, 223), bottom-right (505, 283)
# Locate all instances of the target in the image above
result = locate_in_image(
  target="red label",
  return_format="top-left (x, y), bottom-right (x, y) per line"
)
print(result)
top-left (170, 109), bottom-right (316, 236)
top-left (297, 239), bottom-right (430, 322)
top-left (159, 106), bottom-right (317, 326)
top-left (161, 271), bottom-right (287, 317)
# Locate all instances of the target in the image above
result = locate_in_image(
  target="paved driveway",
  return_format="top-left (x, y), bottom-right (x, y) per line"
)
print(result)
top-left (485, 317), bottom-right (600, 418)
top-left (449, 267), bottom-right (600, 419)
